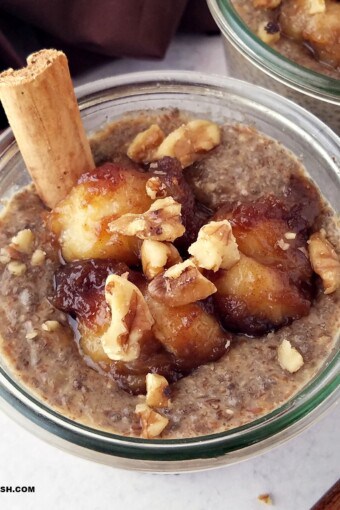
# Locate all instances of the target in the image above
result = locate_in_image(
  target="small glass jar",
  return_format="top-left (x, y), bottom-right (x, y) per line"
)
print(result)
top-left (207, 0), bottom-right (340, 135)
top-left (0, 72), bottom-right (339, 472)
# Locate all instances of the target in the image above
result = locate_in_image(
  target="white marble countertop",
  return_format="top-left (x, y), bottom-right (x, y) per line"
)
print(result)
top-left (0, 34), bottom-right (339, 510)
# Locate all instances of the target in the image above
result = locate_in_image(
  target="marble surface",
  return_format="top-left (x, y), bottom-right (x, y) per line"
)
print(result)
top-left (0, 34), bottom-right (339, 510)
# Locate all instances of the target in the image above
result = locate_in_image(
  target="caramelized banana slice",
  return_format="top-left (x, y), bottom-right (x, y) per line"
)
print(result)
top-left (214, 195), bottom-right (313, 285)
top-left (146, 294), bottom-right (231, 367)
top-left (212, 254), bottom-right (311, 335)
top-left (149, 157), bottom-right (210, 249)
top-left (49, 163), bottom-right (152, 263)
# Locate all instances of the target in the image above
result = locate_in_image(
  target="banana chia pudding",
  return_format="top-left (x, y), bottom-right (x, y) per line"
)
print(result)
top-left (0, 107), bottom-right (339, 439)
top-left (232, 0), bottom-right (340, 79)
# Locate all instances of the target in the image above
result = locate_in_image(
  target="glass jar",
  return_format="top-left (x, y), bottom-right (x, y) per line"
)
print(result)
top-left (207, 0), bottom-right (340, 135)
top-left (0, 72), bottom-right (339, 472)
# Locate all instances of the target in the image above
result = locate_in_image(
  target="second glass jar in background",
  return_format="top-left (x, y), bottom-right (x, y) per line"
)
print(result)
top-left (207, 0), bottom-right (340, 134)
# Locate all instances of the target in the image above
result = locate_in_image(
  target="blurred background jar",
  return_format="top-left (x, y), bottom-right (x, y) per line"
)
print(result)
top-left (207, 0), bottom-right (340, 134)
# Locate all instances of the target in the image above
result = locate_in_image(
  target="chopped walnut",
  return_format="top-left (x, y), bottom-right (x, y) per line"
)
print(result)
top-left (145, 176), bottom-right (167, 200)
top-left (141, 240), bottom-right (182, 279)
top-left (257, 21), bottom-right (281, 45)
top-left (284, 232), bottom-right (296, 240)
top-left (153, 119), bottom-right (221, 168)
top-left (188, 220), bottom-right (240, 272)
top-left (277, 238), bottom-right (290, 251)
top-left (100, 274), bottom-right (154, 361)
top-left (127, 124), bottom-right (165, 163)
top-left (258, 493), bottom-right (273, 505)
top-left (109, 197), bottom-right (185, 242)
top-left (278, 339), bottom-right (304, 373)
top-left (31, 249), bottom-right (46, 266)
top-left (7, 261), bottom-right (27, 276)
top-left (42, 320), bottom-right (60, 332)
top-left (148, 259), bottom-right (217, 307)
top-left (308, 232), bottom-right (340, 294)
top-left (135, 403), bottom-right (169, 439)
top-left (25, 331), bottom-right (38, 340)
top-left (10, 229), bottom-right (34, 254)
top-left (146, 373), bottom-right (171, 408)
top-left (0, 247), bottom-right (11, 264)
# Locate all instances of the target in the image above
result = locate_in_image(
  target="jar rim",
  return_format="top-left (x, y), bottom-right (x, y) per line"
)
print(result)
top-left (207, 0), bottom-right (340, 102)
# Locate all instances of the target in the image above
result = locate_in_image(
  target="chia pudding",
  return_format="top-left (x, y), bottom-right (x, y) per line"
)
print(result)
top-left (0, 109), bottom-right (339, 439)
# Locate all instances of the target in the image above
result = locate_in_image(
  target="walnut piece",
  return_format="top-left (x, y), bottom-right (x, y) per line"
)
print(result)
top-left (10, 229), bottom-right (34, 254)
top-left (141, 240), bottom-right (182, 279)
top-left (42, 320), bottom-right (60, 332)
top-left (277, 238), bottom-right (290, 251)
top-left (308, 232), bottom-right (340, 294)
top-left (188, 220), bottom-right (240, 272)
top-left (100, 274), bottom-right (154, 361)
top-left (278, 339), bottom-right (304, 373)
top-left (31, 249), bottom-right (46, 266)
top-left (145, 176), bottom-right (167, 200)
top-left (25, 331), bottom-right (38, 339)
top-left (146, 373), bottom-right (171, 408)
top-left (153, 119), bottom-right (221, 168)
top-left (135, 403), bottom-right (169, 439)
top-left (127, 124), bottom-right (165, 163)
top-left (0, 248), bottom-right (11, 264)
top-left (7, 261), bottom-right (27, 276)
top-left (109, 197), bottom-right (185, 242)
top-left (148, 259), bottom-right (217, 307)
top-left (257, 21), bottom-right (281, 45)
top-left (258, 493), bottom-right (273, 505)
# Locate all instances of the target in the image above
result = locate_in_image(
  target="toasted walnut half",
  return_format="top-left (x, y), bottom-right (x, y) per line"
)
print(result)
top-left (278, 339), bottom-right (304, 373)
top-left (148, 259), bottom-right (217, 307)
top-left (109, 197), bottom-right (185, 242)
top-left (188, 220), bottom-right (240, 272)
top-left (146, 373), bottom-right (171, 408)
top-left (135, 403), bottom-right (169, 438)
top-left (127, 124), bottom-right (165, 163)
top-left (100, 274), bottom-right (154, 361)
top-left (308, 232), bottom-right (340, 294)
top-left (141, 240), bottom-right (182, 279)
top-left (153, 119), bottom-right (221, 168)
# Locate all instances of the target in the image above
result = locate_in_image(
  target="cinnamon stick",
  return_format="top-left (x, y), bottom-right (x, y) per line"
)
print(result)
top-left (0, 49), bottom-right (94, 208)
